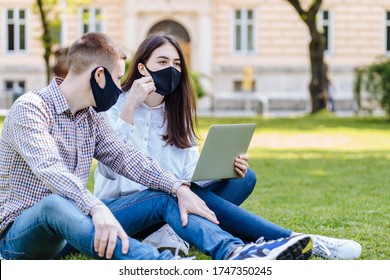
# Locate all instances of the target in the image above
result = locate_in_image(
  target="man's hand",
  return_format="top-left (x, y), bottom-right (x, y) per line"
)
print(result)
top-left (90, 204), bottom-right (129, 259)
top-left (234, 154), bottom-right (249, 178)
top-left (176, 185), bottom-right (219, 227)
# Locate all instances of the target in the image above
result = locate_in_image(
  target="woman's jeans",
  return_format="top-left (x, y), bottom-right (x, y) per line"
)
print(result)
top-left (204, 168), bottom-right (257, 206)
top-left (199, 168), bottom-right (291, 241)
top-left (0, 168), bottom-right (291, 260)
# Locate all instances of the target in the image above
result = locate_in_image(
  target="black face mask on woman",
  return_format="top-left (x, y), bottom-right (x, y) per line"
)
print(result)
top-left (145, 66), bottom-right (181, 96)
top-left (90, 66), bottom-right (123, 112)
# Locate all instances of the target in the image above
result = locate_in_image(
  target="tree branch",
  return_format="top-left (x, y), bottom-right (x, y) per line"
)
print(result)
top-left (286, 0), bottom-right (307, 22)
top-left (308, 0), bottom-right (323, 15)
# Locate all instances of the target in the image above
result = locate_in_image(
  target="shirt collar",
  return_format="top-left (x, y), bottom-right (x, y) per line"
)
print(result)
top-left (48, 77), bottom-right (71, 115)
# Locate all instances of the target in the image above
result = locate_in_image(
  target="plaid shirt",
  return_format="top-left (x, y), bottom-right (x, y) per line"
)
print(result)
top-left (0, 78), bottom-right (178, 234)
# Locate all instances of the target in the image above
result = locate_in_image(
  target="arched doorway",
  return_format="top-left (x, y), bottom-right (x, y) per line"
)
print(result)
top-left (148, 20), bottom-right (191, 67)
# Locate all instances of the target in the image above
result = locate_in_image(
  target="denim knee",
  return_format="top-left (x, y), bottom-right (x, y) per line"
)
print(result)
top-left (38, 195), bottom-right (68, 214)
top-left (243, 168), bottom-right (257, 194)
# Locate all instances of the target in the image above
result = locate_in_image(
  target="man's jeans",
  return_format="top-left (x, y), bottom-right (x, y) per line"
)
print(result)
top-left (0, 192), bottom-right (243, 260)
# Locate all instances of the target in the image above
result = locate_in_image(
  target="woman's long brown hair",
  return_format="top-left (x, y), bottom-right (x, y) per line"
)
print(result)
top-left (121, 33), bottom-right (199, 149)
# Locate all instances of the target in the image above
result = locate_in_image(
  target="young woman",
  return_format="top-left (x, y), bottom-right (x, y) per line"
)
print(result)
top-left (94, 33), bottom-right (361, 260)
top-left (94, 33), bottom-right (256, 255)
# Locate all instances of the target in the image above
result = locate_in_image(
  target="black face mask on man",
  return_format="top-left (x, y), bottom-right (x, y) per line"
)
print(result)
top-left (90, 66), bottom-right (123, 112)
top-left (145, 66), bottom-right (181, 96)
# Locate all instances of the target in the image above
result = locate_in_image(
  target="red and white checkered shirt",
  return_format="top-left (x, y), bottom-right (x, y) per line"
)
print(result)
top-left (0, 78), bottom-right (178, 234)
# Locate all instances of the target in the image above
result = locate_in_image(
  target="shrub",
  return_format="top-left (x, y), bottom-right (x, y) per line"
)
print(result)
top-left (356, 57), bottom-right (390, 118)
top-left (190, 70), bottom-right (207, 99)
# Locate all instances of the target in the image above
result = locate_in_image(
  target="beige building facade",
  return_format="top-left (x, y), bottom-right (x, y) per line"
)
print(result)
top-left (1, 0), bottom-right (390, 112)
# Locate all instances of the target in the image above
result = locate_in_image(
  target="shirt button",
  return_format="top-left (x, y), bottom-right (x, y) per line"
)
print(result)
top-left (146, 123), bottom-right (149, 126)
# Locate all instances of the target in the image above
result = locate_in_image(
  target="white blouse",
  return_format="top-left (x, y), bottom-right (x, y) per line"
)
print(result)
top-left (94, 93), bottom-right (200, 199)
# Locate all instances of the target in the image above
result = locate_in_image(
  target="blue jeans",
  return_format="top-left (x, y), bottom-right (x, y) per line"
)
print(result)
top-left (101, 181), bottom-right (291, 254)
top-left (133, 168), bottom-right (258, 238)
top-left (204, 168), bottom-right (257, 206)
top-left (200, 168), bottom-right (291, 241)
top-left (190, 184), bottom-right (292, 242)
top-left (0, 195), bottom-right (174, 260)
top-left (0, 169), bottom-right (290, 260)
top-left (0, 193), bottom-right (244, 260)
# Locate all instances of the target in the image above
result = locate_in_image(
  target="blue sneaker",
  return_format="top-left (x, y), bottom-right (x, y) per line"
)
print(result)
top-left (230, 234), bottom-right (312, 260)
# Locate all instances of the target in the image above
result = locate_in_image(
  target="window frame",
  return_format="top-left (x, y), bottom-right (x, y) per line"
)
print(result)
top-left (317, 9), bottom-right (333, 56)
top-left (80, 7), bottom-right (104, 35)
top-left (232, 8), bottom-right (256, 55)
top-left (4, 8), bottom-right (27, 54)
top-left (385, 11), bottom-right (390, 55)
top-left (4, 80), bottom-right (26, 92)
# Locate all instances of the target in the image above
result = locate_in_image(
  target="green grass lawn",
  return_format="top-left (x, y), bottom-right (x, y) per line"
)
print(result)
top-left (1, 112), bottom-right (389, 260)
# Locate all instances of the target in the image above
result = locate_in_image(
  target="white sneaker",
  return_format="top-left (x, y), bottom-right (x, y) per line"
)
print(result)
top-left (310, 235), bottom-right (362, 259)
top-left (142, 224), bottom-right (190, 256)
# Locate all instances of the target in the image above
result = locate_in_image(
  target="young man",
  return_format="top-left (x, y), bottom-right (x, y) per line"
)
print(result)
top-left (0, 32), bottom-right (312, 260)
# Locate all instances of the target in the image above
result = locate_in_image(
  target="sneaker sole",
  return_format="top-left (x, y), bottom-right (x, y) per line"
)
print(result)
top-left (275, 235), bottom-right (313, 260)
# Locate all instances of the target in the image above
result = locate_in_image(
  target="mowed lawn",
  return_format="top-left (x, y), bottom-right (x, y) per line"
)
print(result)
top-left (1, 113), bottom-right (389, 260)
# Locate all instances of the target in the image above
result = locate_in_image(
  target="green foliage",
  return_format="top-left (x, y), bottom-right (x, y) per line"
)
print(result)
top-left (34, 0), bottom-right (93, 45)
top-left (357, 57), bottom-right (390, 118)
top-left (189, 71), bottom-right (207, 99)
top-left (33, 0), bottom-right (92, 82)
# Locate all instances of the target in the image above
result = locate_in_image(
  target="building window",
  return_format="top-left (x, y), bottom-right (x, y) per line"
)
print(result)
top-left (233, 80), bottom-right (256, 92)
top-left (5, 80), bottom-right (25, 92)
top-left (81, 8), bottom-right (102, 34)
top-left (318, 10), bottom-right (332, 53)
top-left (386, 11), bottom-right (390, 54)
top-left (4, 80), bottom-right (26, 103)
top-left (6, 9), bottom-right (26, 53)
top-left (233, 9), bottom-right (255, 54)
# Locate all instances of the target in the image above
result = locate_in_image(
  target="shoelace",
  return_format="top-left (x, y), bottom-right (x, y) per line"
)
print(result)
top-left (312, 236), bottom-right (332, 258)
top-left (231, 237), bottom-right (273, 259)
top-left (174, 245), bottom-right (180, 258)
top-left (172, 236), bottom-right (194, 260)
top-left (172, 245), bottom-right (195, 260)
top-left (255, 237), bottom-right (265, 244)
top-left (255, 236), bottom-right (286, 245)
top-left (229, 237), bottom-right (274, 259)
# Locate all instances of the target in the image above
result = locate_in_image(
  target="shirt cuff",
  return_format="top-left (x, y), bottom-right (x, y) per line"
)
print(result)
top-left (171, 180), bottom-right (191, 197)
top-left (115, 117), bottom-right (135, 139)
top-left (77, 191), bottom-right (103, 215)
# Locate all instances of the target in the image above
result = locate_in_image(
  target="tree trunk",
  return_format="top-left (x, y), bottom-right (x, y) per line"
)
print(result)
top-left (286, 0), bottom-right (327, 114)
top-left (309, 29), bottom-right (327, 113)
top-left (37, 0), bottom-right (52, 84)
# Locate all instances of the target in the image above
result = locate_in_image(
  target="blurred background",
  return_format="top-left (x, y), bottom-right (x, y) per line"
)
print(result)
top-left (1, 1), bottom-right (389, 260)
top-left (0, 0), bottom-right (389, 117)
